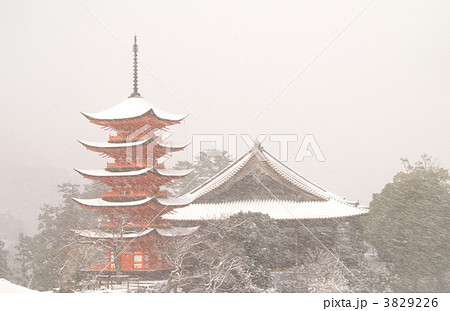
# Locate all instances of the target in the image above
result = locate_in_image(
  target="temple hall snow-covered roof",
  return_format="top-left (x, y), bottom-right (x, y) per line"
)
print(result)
top-left (184, 145), bottom-right (332, 201)
top-left (165, 144), bottom-right (368, 221)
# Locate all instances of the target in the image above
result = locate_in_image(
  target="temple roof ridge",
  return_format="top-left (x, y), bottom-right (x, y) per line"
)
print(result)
top-left (182, 150), bottom-right (253, 199)
top-left (259, 148), bottom-right (329, 200)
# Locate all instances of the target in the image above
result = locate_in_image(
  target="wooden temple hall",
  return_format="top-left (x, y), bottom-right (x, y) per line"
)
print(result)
top-left (165, 142), bottom-right (369, 265)
top-left (73, 36), bottom-right (369, 276)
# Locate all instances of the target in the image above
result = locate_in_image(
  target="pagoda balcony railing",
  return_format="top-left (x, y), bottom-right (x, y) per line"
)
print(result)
top-left (106, 162), bottom-right (143, 169)
top-left (109, 134), bottom-right (146, 142)
top-left (108, 134), bottom-right (163, 142)
top-left (106, 162), bottom-right (165, 169)
top-left (103, 190), bottom-right (168, 198)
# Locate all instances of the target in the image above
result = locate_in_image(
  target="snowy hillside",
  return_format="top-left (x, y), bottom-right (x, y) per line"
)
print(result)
top-left (0, 279), bottom-right (37, 293)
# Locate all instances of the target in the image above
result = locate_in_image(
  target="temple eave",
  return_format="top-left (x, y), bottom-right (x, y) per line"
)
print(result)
top-left (163, 200), bottom-right (369, 221)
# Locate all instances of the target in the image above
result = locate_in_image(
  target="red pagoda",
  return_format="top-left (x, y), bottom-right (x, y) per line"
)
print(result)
top-left (73, 36), bottom-right (197, 274)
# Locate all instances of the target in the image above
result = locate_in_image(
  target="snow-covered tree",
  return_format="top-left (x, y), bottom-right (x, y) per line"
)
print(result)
top-left (162, 217), bottom-right (260, 293)
top-left (13, 182), bottom-right (101, 291)
top-left (162, 212), bottom-right (296, 292)
top-left (364, 155), bottom-right (450, 292)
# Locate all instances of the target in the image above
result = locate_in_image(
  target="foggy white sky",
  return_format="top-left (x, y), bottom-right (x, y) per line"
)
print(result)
top-left (0, 0), bottom-right (449, 229)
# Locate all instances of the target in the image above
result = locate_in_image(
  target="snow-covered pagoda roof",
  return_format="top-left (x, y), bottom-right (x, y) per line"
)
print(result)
top-left (164, 144), bottom-right (368, 221)
top-left (73, 226), bottom-right (199, 239)
top-left (78, 137), bottom-right (188, 150)
top-left (73, 196), bottom-right (194, 208)
top-left (81, 97), bottom-right (187, 122)
top-left (74, 167), bottom-right (194, 178)
top-left (73, 197), bottom-right (153, 208)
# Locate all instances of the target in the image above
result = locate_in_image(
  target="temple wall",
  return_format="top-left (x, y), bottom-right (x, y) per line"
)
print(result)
top-left (278, 216), bottom-right (365, 266)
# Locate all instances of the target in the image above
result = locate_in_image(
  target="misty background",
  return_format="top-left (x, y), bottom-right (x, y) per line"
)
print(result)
top-left (0, 0), bottom-right (449, 239)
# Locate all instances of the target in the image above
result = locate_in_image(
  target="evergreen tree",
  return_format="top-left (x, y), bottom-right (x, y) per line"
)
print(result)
top-left (0, 239), bottom-right (11, 279)
top-left (15, 182), bottom-right (102, 291)
top-left (364, 155), bottom-right (450, 292)
top-left (167, 151), bottom-right (231, 196)
top-left (224, 212), bottom-right (297, 289)
top-left (14, 233), bottom-right (34, 286)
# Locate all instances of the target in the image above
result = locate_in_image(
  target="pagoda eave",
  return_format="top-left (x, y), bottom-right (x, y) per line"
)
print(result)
top-left (74, 167), bottom-right (193, 179)
top-left (80, 98), bottom-right (187, 125)
top-left (73, 226), bottom-right (199, 239)
top-left (78, 139), bottom-right (188, 150)
top-left (72, 197), bottom-right (194, 209)
top-left (74, 168), bottom-right (191, 191)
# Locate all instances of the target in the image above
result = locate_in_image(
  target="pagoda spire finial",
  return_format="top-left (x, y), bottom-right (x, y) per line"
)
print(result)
top-left (129, 35), bottom-right (141, 98)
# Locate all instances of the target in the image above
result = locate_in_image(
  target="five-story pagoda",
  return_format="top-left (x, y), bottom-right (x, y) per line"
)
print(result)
top-left (73, 36), bottom-right (197, 275)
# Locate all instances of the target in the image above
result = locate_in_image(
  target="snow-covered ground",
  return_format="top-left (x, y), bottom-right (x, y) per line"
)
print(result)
top-left (0, 279), bottom-right (37, 293)
top-left (0, 278), bottom-right (168, 293)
